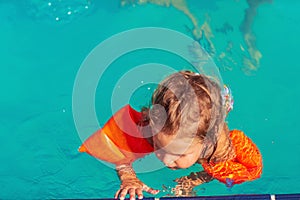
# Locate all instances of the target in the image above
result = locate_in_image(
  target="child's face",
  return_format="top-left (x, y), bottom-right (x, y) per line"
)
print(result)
top-left (153, 133), bottom-right (203, 169)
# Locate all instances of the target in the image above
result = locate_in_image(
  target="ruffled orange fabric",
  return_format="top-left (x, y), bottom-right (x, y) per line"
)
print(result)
top-left (201, 130), bottom-right (262, 184)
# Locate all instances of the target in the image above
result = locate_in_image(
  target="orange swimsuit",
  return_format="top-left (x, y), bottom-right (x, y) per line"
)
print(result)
top-left (79, 105), bottom-right (262, 185)
top-left (202, 130), bottom-right (263, 184)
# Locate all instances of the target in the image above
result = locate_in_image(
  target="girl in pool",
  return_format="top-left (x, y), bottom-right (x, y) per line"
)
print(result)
top-left (79, 71), bottom-right (262, 199)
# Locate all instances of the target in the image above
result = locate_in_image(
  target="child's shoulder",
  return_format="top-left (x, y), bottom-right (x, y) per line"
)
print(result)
top-left (229, 129), bottom-right (247, 141)
top-left (228, 129), bottom-right (254, 150)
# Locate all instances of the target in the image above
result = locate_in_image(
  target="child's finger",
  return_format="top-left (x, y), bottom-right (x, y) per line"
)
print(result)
top-left (136, 188), bottom-right (143, 199)
top-left (129, 188), bottom-right (136, 200)
top-left (174, 177), bottom-right (185, 183)
top-left (142, 184), bottom-right (160, 194)
top-left (114, 189), bottom-right (121, 199)
top-left (174, 178), bottom-right (180, 182)
top-left (119, 188), bottom-right (128, 200)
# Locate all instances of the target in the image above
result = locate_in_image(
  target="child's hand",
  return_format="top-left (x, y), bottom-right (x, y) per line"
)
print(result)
top-left (173, 171), bottom-right (213, 197)
top-left (173, 176), bottom-right (196, 197)
top-left (115, 164), bottom-right (159, 200)
top-left (114, 177), bottom-right (159, 200)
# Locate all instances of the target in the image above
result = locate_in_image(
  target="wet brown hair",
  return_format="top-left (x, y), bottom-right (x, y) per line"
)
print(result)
top-left (149, 70), bottom-right (225, 147)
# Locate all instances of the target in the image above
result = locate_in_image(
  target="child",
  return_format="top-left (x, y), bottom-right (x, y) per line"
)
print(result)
top-left (79, 71), bottom-right (262, 199)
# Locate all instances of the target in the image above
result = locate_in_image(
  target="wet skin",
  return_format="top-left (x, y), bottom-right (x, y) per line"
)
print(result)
top-left (115, 133), bottom-right (203, 200)
top-left (153, 132), bottom-right (203, 169)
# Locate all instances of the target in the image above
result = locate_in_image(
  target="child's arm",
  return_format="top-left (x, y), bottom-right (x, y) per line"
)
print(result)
top-left (115, 164), bottom-right (159, 200)
top-left (173, 171), bottom-right (213, 196)
top-left (201, 130), bottom-right (263, 185)
top-left (79, 105), bottom-right (157, 198)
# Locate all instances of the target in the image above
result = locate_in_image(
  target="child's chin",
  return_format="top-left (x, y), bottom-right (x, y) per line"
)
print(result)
top-left (177, 164), bottom-right (194, 169)
top-left (167, 167), bottom-right (179, 170)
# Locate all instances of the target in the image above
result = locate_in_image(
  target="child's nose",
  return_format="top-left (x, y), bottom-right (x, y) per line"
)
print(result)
top-left (162, 154), bottom-right (178, 168)
top-left (155, 150), bottom-right (179, 168)
top-left (166, 160), bottom-right (177, 168)
top-left (155, 151), bottom-right (162, 160)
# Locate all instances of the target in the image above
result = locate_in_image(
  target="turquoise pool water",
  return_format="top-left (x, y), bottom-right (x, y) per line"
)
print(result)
top-left (1, 0), bottom-right (300, 199)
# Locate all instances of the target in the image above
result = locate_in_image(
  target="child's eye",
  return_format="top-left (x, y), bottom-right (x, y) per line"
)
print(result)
top-left (153, 143), bottom-right (159, 149)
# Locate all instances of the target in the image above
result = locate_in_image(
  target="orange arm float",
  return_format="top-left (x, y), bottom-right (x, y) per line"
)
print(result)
top-left (202, 130), bottom-right (262, 185)
top-left (79, 105), bottom-right (154, 165)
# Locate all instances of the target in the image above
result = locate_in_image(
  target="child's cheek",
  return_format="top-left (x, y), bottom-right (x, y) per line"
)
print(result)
top-left (176, 155), bottom-right (196, 168)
